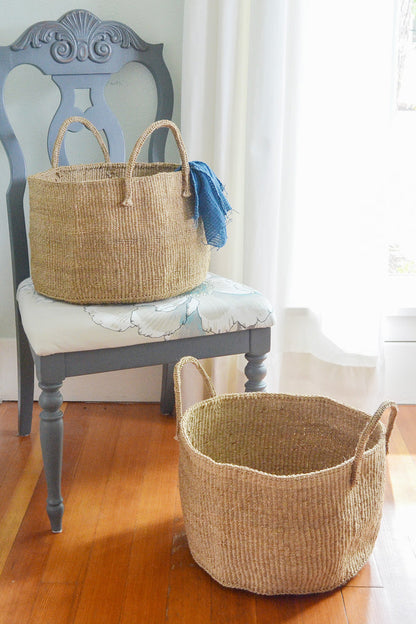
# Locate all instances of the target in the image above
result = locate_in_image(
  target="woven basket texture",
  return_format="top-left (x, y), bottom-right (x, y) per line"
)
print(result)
top-left (174, 357), bottom-right (397, 595)
top-left (28, 117), bottom-right (210, 304)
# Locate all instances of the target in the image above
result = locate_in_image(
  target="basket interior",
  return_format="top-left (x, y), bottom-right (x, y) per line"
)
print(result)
top-left (32, 162), bottom-right (178, 183)
top-left (182, 394), bottom-right (382, 476)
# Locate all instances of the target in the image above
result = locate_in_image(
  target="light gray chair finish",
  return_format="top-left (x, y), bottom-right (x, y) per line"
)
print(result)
top-left (0, 9), bottom-right (271, 533)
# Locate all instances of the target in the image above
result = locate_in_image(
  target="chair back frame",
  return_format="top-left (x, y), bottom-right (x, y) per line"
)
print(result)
top-left (0, 9), bottom-right (271, 533)
top-left (0, 8), bottom-right (174, 297)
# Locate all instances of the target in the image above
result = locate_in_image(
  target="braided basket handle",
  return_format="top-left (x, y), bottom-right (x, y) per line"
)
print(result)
top-left (350, 401), bottom-right (398, 486)
top-left (122, 119), bottom-right (191, 207)
top-left (52, 116), bottom-right (111, 168)
top-left (173, 356), bottom-right (216, 423)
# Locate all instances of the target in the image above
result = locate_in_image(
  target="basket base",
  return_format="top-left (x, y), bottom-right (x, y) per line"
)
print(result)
top-left (188, 547), bottom-right (370, 596)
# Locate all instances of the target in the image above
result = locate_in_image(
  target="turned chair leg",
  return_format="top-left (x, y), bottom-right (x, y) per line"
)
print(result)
top-left (244, 353), bottom-right (267, 392)
top-left (160, 362), bottom-right (176, 415)
top-left (39, 382), bottom-right (64, 533)
top-left (17, 317), bottom-right (34, 436)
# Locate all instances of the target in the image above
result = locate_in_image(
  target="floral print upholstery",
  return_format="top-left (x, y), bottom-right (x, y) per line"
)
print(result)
top-left (17, 273), bottom-right (275, 356)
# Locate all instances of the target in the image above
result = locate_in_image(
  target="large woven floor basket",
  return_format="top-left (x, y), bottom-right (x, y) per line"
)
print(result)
top-left (173, 357), bottom-right (398, 595)
top-left (29, 117), bottom-right (210, 304)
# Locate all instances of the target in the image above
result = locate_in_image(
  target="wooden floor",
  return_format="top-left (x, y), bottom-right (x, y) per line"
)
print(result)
top-left (0, 401), bottom-right (415, 624)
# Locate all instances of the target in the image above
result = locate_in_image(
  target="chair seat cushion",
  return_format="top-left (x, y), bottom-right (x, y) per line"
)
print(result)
top-left (17, 273), bottom-right (275, 356)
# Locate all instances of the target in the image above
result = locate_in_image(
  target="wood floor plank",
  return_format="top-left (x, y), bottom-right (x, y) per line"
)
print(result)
top-left (165, 503), bottom-right (212, 624)
top-left (211, 583), bottom-right (257, 624)
top-left (118, 411), bottom-right (180, 624)
top-left (0, 403), bottom-right (58, 575)
top-left (0, 474), bottom-right (55, 624)
top-left (255, 595), bottom-right (305, 624)
top-left (286, 592), bottom-right (349, 624)
top-left (0, 403), bottom-right (41, 521)
top-left (392, 405), bottom-right (416, 456)
top-left (0, 401), bottom-right (85, 624)
top-left (368, 412), bottom-right (416, 623)
top-left (342, 587), bottom-right (392, 624)
top-left (42, 403), bottom-right (123, 585)
top-left (0, 431), bottom-right (44, 573)
top-left (72, 404), bottom-right (158, 624)
top-left (27, 583), bottom-right (77, 624)
top-left (165, 459), bottom-right (214, 624)
top-left (0, 437), bottom-right (43, 573)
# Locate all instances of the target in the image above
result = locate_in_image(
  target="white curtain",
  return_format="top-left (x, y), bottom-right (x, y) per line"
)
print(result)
top-left (181, 0), bottom-right (396, 410)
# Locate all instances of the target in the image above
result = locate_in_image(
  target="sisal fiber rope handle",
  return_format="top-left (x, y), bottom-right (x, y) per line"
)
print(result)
top-left (173, 356), bottom-right (216, 424)
top-left (52, 116), bottom-right (111, 168)
top-left (350, 401), bottom-right (398, 486)
top-left (122, 119), bottom-right (191, 207)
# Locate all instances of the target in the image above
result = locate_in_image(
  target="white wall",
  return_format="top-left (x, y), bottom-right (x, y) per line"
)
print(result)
top-left (0, 0), bottom-right (184, 401)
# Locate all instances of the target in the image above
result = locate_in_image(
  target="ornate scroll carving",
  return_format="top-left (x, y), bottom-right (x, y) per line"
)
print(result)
top-left (11, 9), bottom-right (148, 63)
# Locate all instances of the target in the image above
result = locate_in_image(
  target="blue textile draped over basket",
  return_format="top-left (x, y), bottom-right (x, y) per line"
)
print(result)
top-left (179, 161), bottom-right (232, 248)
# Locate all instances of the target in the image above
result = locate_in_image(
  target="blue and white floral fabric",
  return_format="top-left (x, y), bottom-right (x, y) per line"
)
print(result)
top-left (17, 273), bottom-right (275, 356)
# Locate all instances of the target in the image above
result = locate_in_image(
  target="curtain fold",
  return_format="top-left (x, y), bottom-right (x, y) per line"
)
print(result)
top-left (181, 0), bottom-right (396, 409)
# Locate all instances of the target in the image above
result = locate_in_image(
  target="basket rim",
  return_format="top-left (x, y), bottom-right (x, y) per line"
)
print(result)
top-left (28, 161), bottom-right (181, 184)
top-left (179, 392), bottom-right (386, 482)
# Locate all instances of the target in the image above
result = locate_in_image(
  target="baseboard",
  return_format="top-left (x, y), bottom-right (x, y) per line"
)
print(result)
top-left (0, 338), bottom-right (161, 402)
top-left (384, 341), bottom-right (416, 404)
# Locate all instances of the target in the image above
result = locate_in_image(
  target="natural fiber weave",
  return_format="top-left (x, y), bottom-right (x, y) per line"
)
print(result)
top-left (174, 356), bottom-right (398, 595)
top-left (29, 117), bottom-right (210, 304)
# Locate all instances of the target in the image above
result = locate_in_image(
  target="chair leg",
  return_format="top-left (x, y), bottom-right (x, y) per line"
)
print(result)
top-left (244, 353), bottom-right (267, 392)
top-left (39, 381), bottom-right (64, 533)
top-left (160, 362), bottom-right (175, 415)
top-left (16, 317), bottom-right (34, 436)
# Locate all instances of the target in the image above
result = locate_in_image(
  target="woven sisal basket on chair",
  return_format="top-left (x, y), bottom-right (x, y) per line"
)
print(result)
top-left (173, 356), bottom-right (398, 595)
top-left (29, 117), bottom-right (210, 304)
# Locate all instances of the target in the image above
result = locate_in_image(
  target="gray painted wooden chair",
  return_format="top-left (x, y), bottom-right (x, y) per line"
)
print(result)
top-left (0, 9), bottom-right (274, 532)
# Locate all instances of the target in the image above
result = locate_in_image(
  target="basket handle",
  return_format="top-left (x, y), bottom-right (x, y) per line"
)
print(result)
top-left (51, 116), bottom-right (111, 168)
top-left (350, 401), bottom-right (398, 486)
top-left (173, 356), bottom-right (216, 422)
top-left (121, 119), bottom-right (191, 207)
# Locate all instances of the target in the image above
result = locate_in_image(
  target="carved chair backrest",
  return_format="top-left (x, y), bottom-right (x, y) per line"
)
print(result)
top-left (0, 9), bottom-right (174, 297)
